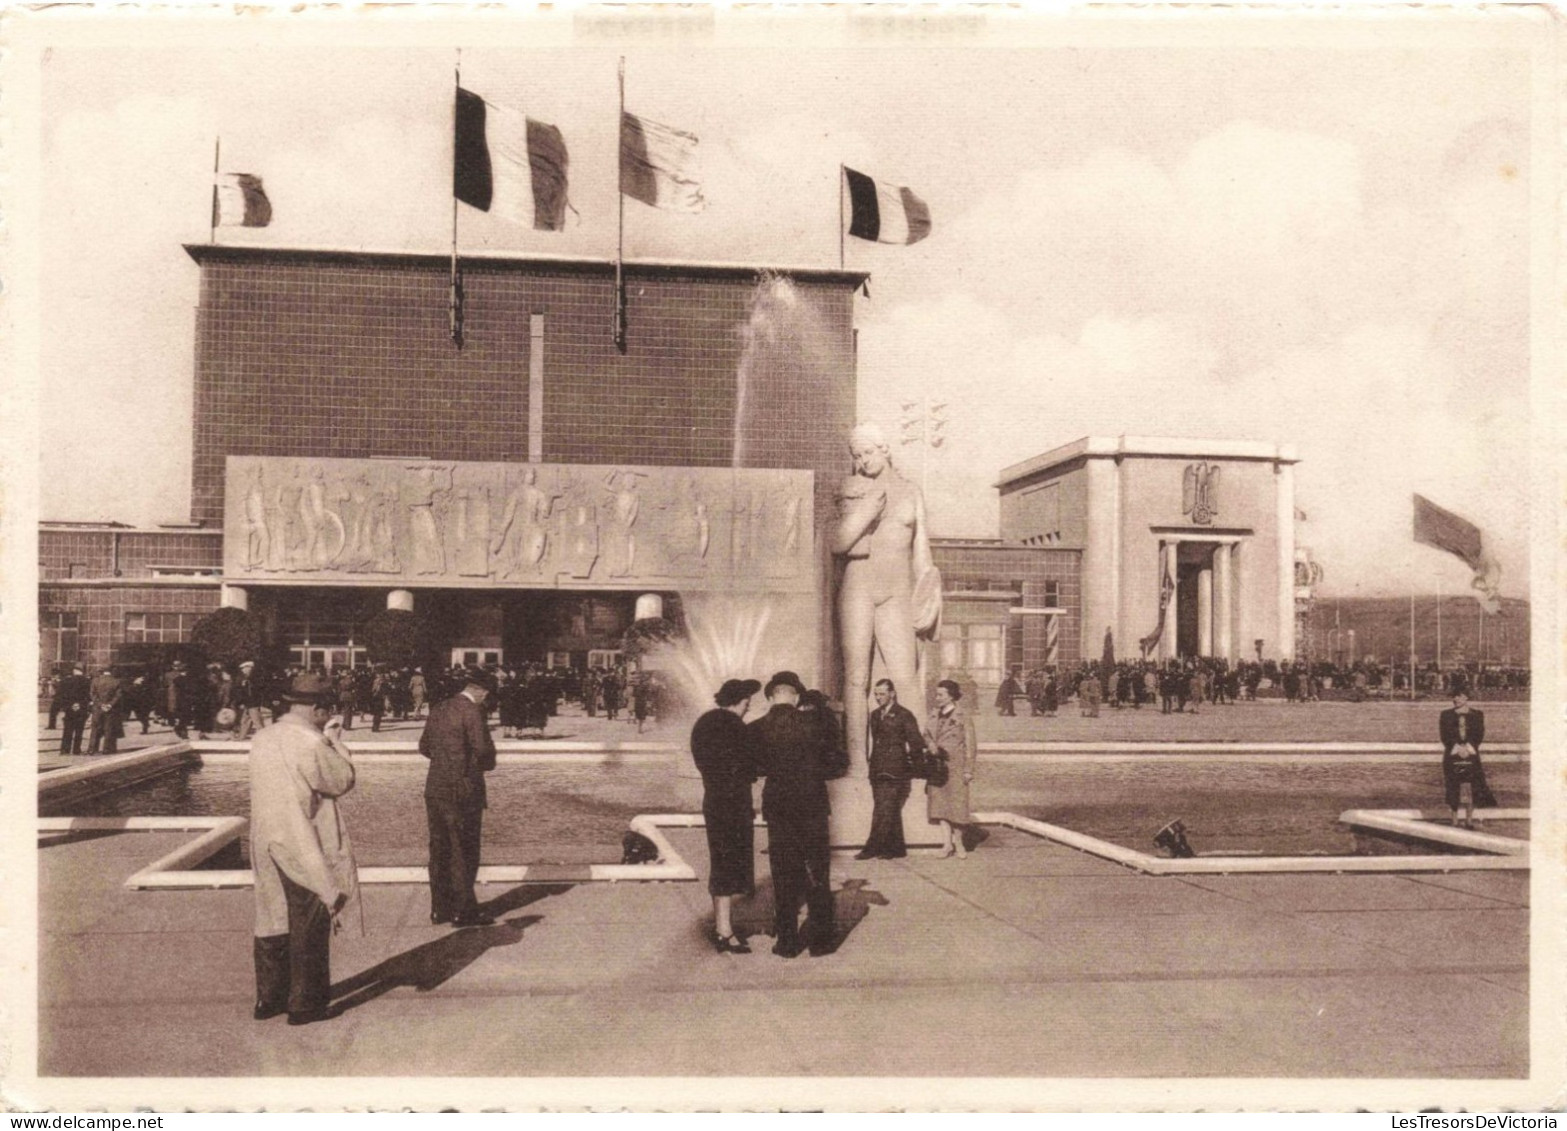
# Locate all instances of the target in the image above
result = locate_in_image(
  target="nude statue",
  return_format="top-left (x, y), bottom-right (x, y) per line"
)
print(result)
top-left (832, 423), bottom-right (942, 770)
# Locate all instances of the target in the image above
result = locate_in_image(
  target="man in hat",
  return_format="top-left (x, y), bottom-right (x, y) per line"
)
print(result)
top-left (749, 670), bottom-right (835, 957)
top-left (86, 666), bottom-right (124, 755)
top-left (234, 660), bottom-right (266, 741)
top-left (57, 665), bottom-right (91, 755)
top-left (419, 668), bottom-right (498, 929)
top-left (250, 671), bottom-right (359, 1026)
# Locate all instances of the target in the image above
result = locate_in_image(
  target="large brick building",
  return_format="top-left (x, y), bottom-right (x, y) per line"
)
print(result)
top-left (41, 245), bottom-right (863, 682)
top-left (37, 242), bottom-right (1302, 700)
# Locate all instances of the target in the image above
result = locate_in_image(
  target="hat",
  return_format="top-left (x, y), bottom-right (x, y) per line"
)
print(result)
top-left (463, 667), bottom-right (498, 693)
top-left (72, 666), bottom-right (84, 675)
top-left (281, 671), bottom-right (334, 704)
top-left (239, 660), bottom-right (256, 669)
top-left (764, 670), bottom-right (806, 699)
top-left (715, 678), bottom-right (761, 707)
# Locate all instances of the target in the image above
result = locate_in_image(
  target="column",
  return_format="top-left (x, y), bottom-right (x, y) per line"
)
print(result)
top-left (1162, 540), bottom-right (1179, 660)
top-left (1214, 542), bottom-right (1233, 661)
top-left (1082, 457), bottom-right (1118, 659)
top-left (1197, 565), bottom-right (1213, 656)
top-left (1275, 461), bottom-right (1297, 661)
top-left (219, 584), bottom-right (249, 611)
top-left (387, 589), bottom-right (414, 612)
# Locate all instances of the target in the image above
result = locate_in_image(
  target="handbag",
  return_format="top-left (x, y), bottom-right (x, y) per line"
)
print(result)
top-left (909, 746), bottom-right (949, 788)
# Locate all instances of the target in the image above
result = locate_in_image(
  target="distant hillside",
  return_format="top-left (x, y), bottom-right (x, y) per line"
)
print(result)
top-left (1300, 595), bottom-right (1530, 667)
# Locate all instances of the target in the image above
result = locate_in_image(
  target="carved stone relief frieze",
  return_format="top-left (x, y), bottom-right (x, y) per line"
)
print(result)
top-left (225, 456), bottom-right (814, 591)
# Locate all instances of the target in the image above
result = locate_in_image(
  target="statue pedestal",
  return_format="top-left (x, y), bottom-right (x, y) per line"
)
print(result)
top-left (827, 776), bottom-right (944, 849)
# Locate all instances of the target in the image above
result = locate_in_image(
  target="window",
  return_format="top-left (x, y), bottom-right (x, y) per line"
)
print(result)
top-left (124, 611), bottom-right (200, 643)
top-left (588, 649), bottom-right (623, 671)
top-left (40, 611), bottom-right (80, 667)
top-left (940, 624), bottom-right (1005, 688)
top-left (1044, 580), bottom-right (1060, 609)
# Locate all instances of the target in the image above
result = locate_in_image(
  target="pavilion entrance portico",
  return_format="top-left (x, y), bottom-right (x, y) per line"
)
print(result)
top-left (1157, 533), bottom-right (1245, 661)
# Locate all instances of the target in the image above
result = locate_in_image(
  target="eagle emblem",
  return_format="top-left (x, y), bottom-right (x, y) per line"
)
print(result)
top-left (1182, 463), bottom-right (1219, 525)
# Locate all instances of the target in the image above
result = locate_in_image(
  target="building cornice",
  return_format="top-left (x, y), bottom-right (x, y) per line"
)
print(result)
top-left (997, 435), bottom-right (1300, 488)
top-left (184, 242), bottom-right (871, 289)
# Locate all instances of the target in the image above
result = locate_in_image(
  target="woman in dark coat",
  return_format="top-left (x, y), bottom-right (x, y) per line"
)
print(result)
top-left (1439, 689), bottom-right (1496, 827)
top-left (690, 678), bottom-right (762, 953)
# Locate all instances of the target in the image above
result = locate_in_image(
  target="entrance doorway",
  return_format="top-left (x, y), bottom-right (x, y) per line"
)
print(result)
top-left (291, 645), bottom-right (366, 671)
top-left (1175, 543), bottom-right (1219, 658)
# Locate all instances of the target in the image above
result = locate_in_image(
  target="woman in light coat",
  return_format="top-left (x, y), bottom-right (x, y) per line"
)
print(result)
top-left (924, 679), bottom-right (977, 858)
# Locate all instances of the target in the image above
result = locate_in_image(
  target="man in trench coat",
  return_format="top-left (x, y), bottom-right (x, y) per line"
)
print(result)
top-left (250, 671), bottom-right (360, 1026)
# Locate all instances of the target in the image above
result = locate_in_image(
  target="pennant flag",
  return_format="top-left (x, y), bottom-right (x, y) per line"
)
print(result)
top-left (213, 173), bottom-right (272, 228)
top-left (844, 166), bottom-right (931, 245)
top-left (454, 87), bottom-right (571, 231)
top-left (1412, 494), bottom-right (1502, 614)
top-left (620, 111), bottom-right (705, 212)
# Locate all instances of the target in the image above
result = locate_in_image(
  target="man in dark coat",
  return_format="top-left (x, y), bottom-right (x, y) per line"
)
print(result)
top-left (750, 671), bottom-right (834, 957)
top-left (86, 667), bottom-right (124, 755)
top-left (857, 678), bottom-right (924, 860)
top-left (57, 666), bottom-right (91, 755)
top-left (419, 669), bottom-right (498, 928)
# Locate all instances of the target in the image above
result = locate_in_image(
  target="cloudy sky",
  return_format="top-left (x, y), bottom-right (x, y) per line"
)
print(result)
top-left (32, 12), bottom-right (1542, 598)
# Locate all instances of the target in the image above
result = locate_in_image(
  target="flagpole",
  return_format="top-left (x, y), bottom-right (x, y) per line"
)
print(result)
top-left (210, 138), bottom-right (220, 244)
top-left (1436, 573), bottom-right (1443, 675)
top-left (450, 49), bottom-right (463, 349)
top-left (1408, 587), bottom-right (1416, 701)
top-left (614, 56), bottom-right (627, 353)
top-left (838, 164), bottom-right (845, 270)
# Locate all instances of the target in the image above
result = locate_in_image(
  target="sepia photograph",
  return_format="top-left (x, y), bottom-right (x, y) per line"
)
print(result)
top-left (2, 3), bottom-right (1561, 1112)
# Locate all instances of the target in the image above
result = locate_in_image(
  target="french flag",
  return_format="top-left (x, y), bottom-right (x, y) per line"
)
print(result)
top-left (843, 166), bottom-right (931, 245)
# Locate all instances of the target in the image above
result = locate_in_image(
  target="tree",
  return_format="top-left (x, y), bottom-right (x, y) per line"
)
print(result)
top-left (362, 608), bottom-right (434, 668)
top-left (621, 616), bottom-right (679, 666)
top-left (188, 606), bottom-right (263, 668)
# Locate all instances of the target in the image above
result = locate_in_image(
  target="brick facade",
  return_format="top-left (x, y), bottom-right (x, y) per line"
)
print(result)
top-left (40, 527), bottom-right (223, 581)
top-left (930, 540), bottom-right (1082, 680)
top-left (187, 246), bottom-right (861, 526)
top-left (38, 582), bottom-right (222, 676)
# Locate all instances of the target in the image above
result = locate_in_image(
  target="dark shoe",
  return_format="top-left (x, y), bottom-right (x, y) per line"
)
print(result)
top-left (252, 1001), bottom-right (286, 1021)
top-left (286, 1008), bottom-right (331, 1026)
top-left (808, 940), bottom-right (835, 957)
top-left (853, 850), bottom-right (877, 860)
top-left (713, 933), bottom-right (752, 955)
top-left (452, 911), bottom-right (496, 929)
top-left (771, 938), bottom-right (804, 958)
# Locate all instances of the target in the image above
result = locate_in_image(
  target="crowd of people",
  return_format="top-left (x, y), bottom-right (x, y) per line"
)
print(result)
top-left (46, 658), bottom-right (670, 754)
top-left (989, 657), bottom-right (1527, 718)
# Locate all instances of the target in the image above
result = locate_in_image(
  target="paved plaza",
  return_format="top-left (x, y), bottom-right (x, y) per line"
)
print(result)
top-left (34, 698), bottom-right (1534, 1083)
top-left (39, 822), bottom-right (1528, 1079)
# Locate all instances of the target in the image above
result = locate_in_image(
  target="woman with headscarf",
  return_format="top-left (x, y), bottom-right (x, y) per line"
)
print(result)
top-left (689, 678), bottom-right (762, 953)
top-left (924, 678), bottom-right (978, 859)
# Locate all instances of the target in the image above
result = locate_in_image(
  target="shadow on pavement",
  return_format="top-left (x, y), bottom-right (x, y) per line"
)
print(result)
top-left (722, 875), bottom-right (889, 955)
top-left (326, 884), bottom-right (573, 1016)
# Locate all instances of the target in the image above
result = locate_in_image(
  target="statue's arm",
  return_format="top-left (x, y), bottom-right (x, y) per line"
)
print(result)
top-left (831, 479), bottom-right (885, 557)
